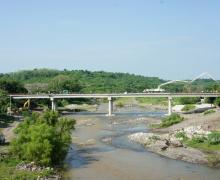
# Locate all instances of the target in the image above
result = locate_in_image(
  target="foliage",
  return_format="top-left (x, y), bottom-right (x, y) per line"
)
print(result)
top-left (214, 97), bottom-right (220, 107)
top-left (10, 110), bottom-right (75, 166)
top-left (0, 69), bottom-right (220, 94)
top-left (0, 79), bottom-right (27, 94)
top-left (0, 69), bottom-right (164, 93)
top-left (184, 132), bottom-right (220, 152)
top-left (175, 131), bottom-right (188, 141)
top-left (190, 136), bottom-right (207, 144)
top-left (48, 75), bottom-right (81, 93)
top-left (0, 157), bottom-right (53, 180)
top-left (159, 114), bottom-right (184, 128)
top-left (116, 101), bottom-right (124, 107)
top-left (207, 131), bottom-right (220, 145)
top-left (0, 114), bottom-right (16, 130)
top-left (203, 109), bottom-right (215, 115)
top-left (181, 104), bottom-right (196, 112)
top-left (0, 89), bottom-right (9, 114)
top-left (176, 97), bottom-right (200, 105)
top-left (205, 97), bottom-right (216, 104)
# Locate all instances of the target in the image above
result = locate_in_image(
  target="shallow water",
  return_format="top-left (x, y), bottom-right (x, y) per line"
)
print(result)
top-left (64, 106), bottom-right (220, 180)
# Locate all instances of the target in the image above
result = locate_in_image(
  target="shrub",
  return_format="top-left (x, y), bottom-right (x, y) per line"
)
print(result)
top-left (214, 97), bottom-right (220, 107)
top-left (160, 114), bottom-right (184, 128)
top-left (178, 97), bottom-right (200, 105)
top-left (203, 109), bottom-right (215, 115)
top-left (10, 110), bottom-right (75, 166)
top-left (0, 89), bottom-right (9, 114)
top-left (116, 102), bottom-right (124, 107)
top-left (207, 132), bottom-right (220, 145)
top-left (175, 131), bottom-right (188, 141)
top-left (190, 136), bottom-right (207, 144)
top-left (181, 104), bottom-right (196, 112)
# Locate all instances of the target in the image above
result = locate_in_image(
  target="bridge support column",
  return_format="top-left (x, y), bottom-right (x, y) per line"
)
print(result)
top-left (107, 96), bottom-right (113, 116)
top-left (168, 96), bottom-right (172, 116)
top-left (51, 98), bottom-right (57, 111)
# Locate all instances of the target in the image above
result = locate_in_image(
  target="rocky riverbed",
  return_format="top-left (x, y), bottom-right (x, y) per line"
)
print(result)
top-left (128, 127), bottom-right (210, 165)
top-left (64, 104), bottom-right (220, 180)
top-left (128, 109), bottom-right (220, 167)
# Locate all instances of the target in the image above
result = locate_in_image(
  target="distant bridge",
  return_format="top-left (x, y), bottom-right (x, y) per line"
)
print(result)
top-left (10, 93), bottom-right (220, 116)
top-left (144, 72), bottom-right (218, 93)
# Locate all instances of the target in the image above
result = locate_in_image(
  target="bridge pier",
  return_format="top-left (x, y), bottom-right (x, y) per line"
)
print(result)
top-left (50, 98), bottom-right (57, 111)
top-left (168, 96), bottom-right (172, 116)
top-left (107, 96), bottom-right (113, 116)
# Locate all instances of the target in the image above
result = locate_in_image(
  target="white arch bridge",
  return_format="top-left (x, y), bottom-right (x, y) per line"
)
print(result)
top-left (10, 93), bottom-right (220, 116)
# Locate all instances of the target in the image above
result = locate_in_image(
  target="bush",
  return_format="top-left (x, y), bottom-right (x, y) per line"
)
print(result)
top-left (214, 97), bottom-right (220, 107)
top-left (178, 97), bottom-right (200, 105)
top-left (203, 109), bottom-right (215, 115)
top-left (181, 104), bottom-right (196, 112)
top-left (190, 136), bottom-right (207, 144)
top-left (207, 132), bottom-right (220, 145)
top-left (0, 89), bottom-right (9, 114)
top-left (10, 110), bottom-right (75, 166)
top-left (175, 131), bottom-right (188, 141)
top-left (116, 102), bottom-right (124, 107)
top-left (160, 114), bottom-right (184, 128)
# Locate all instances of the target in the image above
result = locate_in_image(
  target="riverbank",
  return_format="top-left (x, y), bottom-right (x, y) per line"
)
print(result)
top-left (128, 109), bottom-right (220, 167)
top-left (64, 108), bottom-right (220, 180)
top-left (0, 113), bottom-right (68, 180)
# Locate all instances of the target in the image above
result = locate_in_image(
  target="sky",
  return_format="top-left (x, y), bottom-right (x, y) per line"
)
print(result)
top-left (0, 0), bottom-right (220, 80)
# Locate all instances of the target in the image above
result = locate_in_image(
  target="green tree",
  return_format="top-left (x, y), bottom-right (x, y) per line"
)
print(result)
top-left (48, 75), bottom-right (81, 93)
top-left (178, 97), bottom-right (200, 105)
top-left (0, 89), bottom-right (9, 114)
top-left (0, 79), bottom-right (27, 93)
top-left (10, 111), bottom-right (75, 166)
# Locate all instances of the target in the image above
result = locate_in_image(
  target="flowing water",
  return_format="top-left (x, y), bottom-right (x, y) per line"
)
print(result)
top-left (64, 105), bottom-right (220, 180)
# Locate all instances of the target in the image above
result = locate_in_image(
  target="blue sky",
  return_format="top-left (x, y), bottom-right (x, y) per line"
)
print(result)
top-left (0, 0), bottom-right (220, 80)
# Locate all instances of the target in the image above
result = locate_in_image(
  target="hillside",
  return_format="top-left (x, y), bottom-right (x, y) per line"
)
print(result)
top-left (0, 69), bottom-right (219, 94)
top-left (0, 69), bottom-right (164, 93)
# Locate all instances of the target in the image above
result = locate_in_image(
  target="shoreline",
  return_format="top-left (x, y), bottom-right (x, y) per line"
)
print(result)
top-left (128, 109), bottom-right (220, 168)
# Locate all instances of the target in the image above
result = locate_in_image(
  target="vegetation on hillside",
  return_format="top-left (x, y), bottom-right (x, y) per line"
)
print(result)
top-left (0, 69), bottom-right (164, 93)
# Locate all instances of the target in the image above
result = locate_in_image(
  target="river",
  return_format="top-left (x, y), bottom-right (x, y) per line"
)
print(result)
top-left (64, 105), bottom-right (220, 180)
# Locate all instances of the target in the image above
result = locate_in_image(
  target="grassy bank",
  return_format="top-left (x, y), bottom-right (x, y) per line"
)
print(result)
top-left (150, 114), bottom-right (184, 128)
top-left (0, 156), bottom-right (53, 179)
top-left (175, 131), bottom-right (220, 166)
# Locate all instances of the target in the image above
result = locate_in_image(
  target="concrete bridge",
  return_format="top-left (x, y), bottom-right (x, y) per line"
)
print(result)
top-left (10, 93), bottom-right (220, 116)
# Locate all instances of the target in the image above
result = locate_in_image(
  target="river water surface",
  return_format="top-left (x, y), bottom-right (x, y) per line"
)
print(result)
top-left (64, 105), bottom-right (220, 180)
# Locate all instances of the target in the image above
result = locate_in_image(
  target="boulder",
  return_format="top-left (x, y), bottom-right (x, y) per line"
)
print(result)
top-left (128, 132), bottom-right (154, 145)
top-left (147, 140), bottom-right (168, 151)
top-left (183, 126), bottom-right (211, 138)
top-left (169, 137), bottom-right (183, 147)
top-left (102, 137), bottom-right (112, 144)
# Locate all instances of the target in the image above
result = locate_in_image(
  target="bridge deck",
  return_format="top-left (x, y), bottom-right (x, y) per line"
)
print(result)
top-left (10, 93), bottom-right (220, 99)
